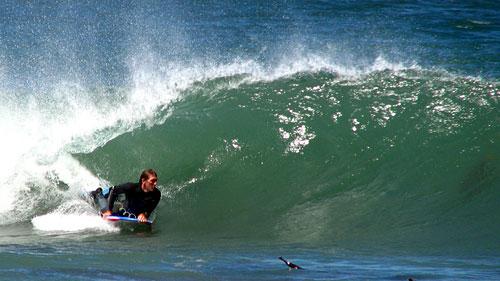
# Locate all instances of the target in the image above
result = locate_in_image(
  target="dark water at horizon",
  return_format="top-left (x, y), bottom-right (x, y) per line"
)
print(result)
top-left (0, 1), bottom-right (499, 280)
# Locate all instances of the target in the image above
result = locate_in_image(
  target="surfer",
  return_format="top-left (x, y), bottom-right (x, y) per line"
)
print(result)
top-left (279, 256), bottom-right (303, 270)
top-left (92, 169), bottom-right (161, 223)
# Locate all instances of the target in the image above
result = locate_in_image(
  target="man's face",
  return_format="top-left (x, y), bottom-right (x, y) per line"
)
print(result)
top-left (141, 176), bottom-right (157, 192)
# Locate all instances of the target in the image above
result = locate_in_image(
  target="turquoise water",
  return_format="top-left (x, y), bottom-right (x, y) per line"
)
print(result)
top-left (0, 1), bottom-right (499, 280)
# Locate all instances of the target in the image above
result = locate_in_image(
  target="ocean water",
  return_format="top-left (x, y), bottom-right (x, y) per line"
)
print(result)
top-left (0, 1), bottom-right (499, 280)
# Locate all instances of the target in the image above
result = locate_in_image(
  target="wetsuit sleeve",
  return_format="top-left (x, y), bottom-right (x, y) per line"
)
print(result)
top-left (144, 190), bottom-right (161, 218)
top-left (107, 183), bottom-right (132, 212)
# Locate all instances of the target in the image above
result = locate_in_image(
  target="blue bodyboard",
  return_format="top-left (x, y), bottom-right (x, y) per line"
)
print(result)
top-left (105, 215), bottom-right (153, 225)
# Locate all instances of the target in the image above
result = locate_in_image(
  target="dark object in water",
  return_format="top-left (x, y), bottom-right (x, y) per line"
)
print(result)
top-left (279, 256), bottom-right (303, 270)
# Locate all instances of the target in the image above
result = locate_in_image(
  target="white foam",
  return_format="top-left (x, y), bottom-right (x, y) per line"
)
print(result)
top-left (32, 213), bottom-right (118, 232)
top-left (262, 53), bottom-right (418, 81)
top-left (31, 199), bottom-right (118, 232)
top-left (0, 55), bottom-right (184, 225)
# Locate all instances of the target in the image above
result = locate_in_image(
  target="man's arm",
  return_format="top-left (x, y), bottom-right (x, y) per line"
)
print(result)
top-left (138, 190), bottom-right (161, 221)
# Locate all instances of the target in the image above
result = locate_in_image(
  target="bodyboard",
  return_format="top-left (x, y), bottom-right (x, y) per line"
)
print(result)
top-left (105, 215), bottom-right (153, 225)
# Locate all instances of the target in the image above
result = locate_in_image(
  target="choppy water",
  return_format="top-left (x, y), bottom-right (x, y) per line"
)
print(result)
top-left (0, 1), bottom-right (499, 280)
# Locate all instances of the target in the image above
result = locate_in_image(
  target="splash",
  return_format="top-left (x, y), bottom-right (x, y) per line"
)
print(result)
top-left (32, 214), bottom-right (118, 232)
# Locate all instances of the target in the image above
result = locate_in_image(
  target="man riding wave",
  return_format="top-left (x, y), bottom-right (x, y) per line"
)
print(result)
top-left (91, 169), bottom-right (161, 223)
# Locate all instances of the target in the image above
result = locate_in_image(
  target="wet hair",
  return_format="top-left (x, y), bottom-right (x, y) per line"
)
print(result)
top-left (139, 169), bottom-right (157, 183)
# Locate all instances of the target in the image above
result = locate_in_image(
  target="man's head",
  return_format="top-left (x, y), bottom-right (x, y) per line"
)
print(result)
top-left (139, 169), bottom-right (158, 192)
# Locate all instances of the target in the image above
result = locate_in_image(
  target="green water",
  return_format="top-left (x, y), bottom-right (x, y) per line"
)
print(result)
top-left (76, 70), bottom-right (499, 254)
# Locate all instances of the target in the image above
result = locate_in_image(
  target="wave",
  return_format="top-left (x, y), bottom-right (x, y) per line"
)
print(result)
top-left (82, 65), bottom-right (497, 252)
top-left (0, 54), bottom-right (413, 220)
top-left (0, 54), bottom-right (498, 252)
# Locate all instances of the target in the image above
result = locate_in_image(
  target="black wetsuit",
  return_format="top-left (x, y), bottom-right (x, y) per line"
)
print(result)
top-left (107, 182), bottom-right (161, 218)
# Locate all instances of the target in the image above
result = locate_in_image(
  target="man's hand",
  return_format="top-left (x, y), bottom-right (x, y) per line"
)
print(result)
top-left (101, 210), bottom-right (112, 218)
top-left (137, 213), bottom-right (148, 223)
